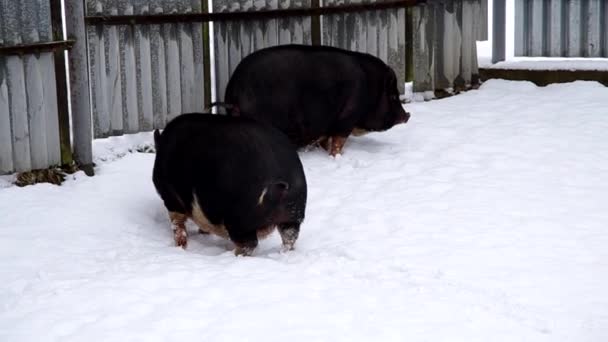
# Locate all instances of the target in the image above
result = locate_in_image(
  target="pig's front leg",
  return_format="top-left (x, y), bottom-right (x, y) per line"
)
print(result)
top-left (169, 211), bottom-right (188, 248)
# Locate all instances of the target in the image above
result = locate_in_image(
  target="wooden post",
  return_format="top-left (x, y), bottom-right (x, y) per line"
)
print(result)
top-left (65, 0), bottom-right (94, 176)
top-left (50, 0), bottom-right (73, 167)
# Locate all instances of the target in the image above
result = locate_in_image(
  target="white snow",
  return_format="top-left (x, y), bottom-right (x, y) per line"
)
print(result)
top-left (1, 80), bottom-right (608, 341)
top-left (92, 131), bottom-right (155, 164)
top-left (0, 175), bottom-right (15, 189)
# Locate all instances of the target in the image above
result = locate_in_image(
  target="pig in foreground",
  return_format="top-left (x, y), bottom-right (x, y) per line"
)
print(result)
top-left (218, 44), bottom-right (410, 156)
top-left (152, 113), bottom-right (307, 256)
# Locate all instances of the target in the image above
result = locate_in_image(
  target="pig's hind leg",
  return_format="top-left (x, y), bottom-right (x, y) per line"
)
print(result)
top-left (157, 185), bottom-right (190, 248)
top-left (227, 226), bottom-right (259, 257)
top-left (278, 222), bottom-right (301, 252)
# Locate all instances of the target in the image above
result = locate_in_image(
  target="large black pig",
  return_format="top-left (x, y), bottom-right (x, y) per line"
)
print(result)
top-left (218, 44), bottom-right (410, 156)
top-left (152, 113), bottom-right (307, 256)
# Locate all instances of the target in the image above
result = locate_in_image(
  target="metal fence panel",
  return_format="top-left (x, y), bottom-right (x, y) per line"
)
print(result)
top-left (322, 0), bottom-right (406, 93)
top-left (412, 1), bottom-right (433, 92)
top-left (411, 0), bottom-right (482, 93)
top-left (568, 0), bottom-right (582, 57)
top-left (213, 0), bottom-right (312, 103)
top-left (478, 0), bottom-right (488, 40)
top-left (0, 0), bottom-right (61, 174)
top-left (587, 0), bottom-right (602, 57)
top-left (515, 0), bottom-right (608, 57)
top-left (86, 0), bottom-right (208, 138)
top-left (0, 64), bottom-right (11, 174)
top-left (605, 0), bottom-right (608, 57)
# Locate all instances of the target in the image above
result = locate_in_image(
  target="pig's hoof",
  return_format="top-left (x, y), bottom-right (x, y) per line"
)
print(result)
top-left (281, 244), bottom-right (295, 253)
top-left (174, 229), bottom-right (188, 248)
top-left (234, 246), bottom-right (255, 257)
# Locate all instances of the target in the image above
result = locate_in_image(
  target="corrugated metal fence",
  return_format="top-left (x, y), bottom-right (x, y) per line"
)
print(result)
top-left (85, 0), bottom-right (208, 139)
top-left (2, 0), bottom-right (488, 176)
top-left (212, 0), bottom-right (486, 96)
top-left (412, 0), bottom-right (487, 92)
top-left (212, 0), bottom-right (313, 103)
top-left (0, 0), bottom-right (62, 174)
top-left (323, 0), bottom-right (406, 93)
top-left (515, 0), bottom-right (608, 57)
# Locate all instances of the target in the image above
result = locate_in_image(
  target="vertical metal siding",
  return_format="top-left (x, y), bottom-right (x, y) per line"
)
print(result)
top-left (119, 0), bottom-right (138, 134)
top-left (515, 0), bottom-right (608, 57)
top-left (86, 0), bottom-right (208, 139)
top-left (412, 1), bottom-right (434, 92)
top-left (0, 0), bottom-right (61, 174)
top-left (412, 0), bottom-right (483, 93)
top-left (213, 0), bottom-right (312, 103)
top-left (321, 0), bottom-right (484, 93)
top-left (322, 0), bottom-right (407, 93)
top-left (133, 0), bottom-right (153, 131)
top-left (478, 0), bottom-right (488, 41)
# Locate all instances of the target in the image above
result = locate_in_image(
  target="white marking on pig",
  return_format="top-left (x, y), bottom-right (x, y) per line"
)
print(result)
top-left (258, 187), bottom-right (268, 206)
top-left (191, 194), bottom-right (230, 239)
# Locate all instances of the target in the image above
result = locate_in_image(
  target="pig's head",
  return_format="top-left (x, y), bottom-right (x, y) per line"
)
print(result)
top-left (353, 66), bottom-right (410, 136)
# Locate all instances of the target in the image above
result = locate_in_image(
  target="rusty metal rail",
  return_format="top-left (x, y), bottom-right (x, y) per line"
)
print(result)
top-left (85, 0), bottom-right (422, 25)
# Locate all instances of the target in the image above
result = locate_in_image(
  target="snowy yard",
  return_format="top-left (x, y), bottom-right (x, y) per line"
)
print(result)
top-left (1, 79), bottom-right (607, 341)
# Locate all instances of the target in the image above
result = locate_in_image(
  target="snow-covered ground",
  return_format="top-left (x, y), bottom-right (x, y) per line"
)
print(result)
top-left (1, 79), bottom-right (607, 341)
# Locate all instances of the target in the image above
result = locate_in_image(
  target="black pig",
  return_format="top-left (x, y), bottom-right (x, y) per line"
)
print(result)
top-left (152, 113), bottom-right (307, 256)
top-left (217, 44), bottom-right (410, 156)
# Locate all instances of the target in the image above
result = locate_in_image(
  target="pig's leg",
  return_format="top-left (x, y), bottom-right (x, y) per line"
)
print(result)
top-left (317, 136), bottom-right (347, 156)
top-left (327, 113), bottom-right (359, 156)
top-left (278, 222), bottom-right (301, 251)
top-left (169, 211), bottom-right (188, 248)
top-left (328, 136), bottom-right (348, 156)
top-left (228, 228), bottom-right (259, 256)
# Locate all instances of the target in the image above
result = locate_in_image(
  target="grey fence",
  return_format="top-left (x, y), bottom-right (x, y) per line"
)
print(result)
top-left (212, 0), bottom-right (313, 103)
top-left (0, 0), bottom-right (62, 174)
top-left (85, 0), bottom-right (209, 139)
top-left (515, 0), bottom-right (608, 57)
top-left (2, 0), bottom-right (488, 176)
top-left (323, 0), bottom-right (406, 93)
top-left (412, 0), bottom-right (487, 92)
top-left (212, 0), bottom-right (487, 97)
